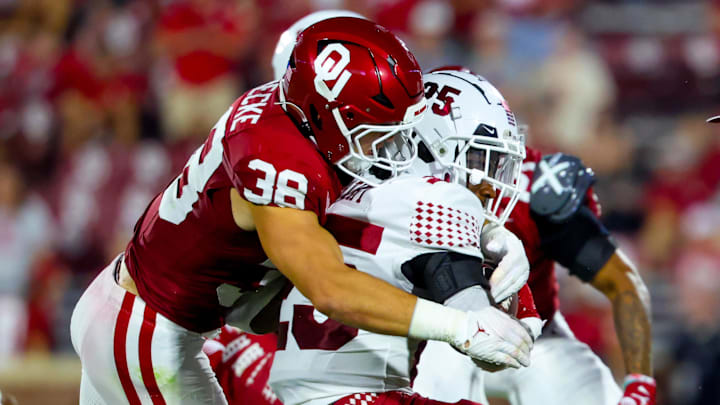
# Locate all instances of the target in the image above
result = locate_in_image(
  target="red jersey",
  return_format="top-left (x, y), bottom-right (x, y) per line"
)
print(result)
top-left (125, 81), bottom-right (342, 333)
top-left (505, 147), bottom-right (602, 321)
top-left (203, 326), bottom-right (281, 405)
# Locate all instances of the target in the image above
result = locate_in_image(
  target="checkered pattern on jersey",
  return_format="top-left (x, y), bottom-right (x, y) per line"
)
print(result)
top-left (410, 201), bottom-right (481, 248)
top-left (335, 393), bottom-right (379, 405)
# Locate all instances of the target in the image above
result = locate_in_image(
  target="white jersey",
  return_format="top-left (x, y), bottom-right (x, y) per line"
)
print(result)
top-left (269, 175), bottom-right (486, 405)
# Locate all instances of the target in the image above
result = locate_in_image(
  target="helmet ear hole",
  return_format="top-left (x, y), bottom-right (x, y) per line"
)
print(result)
top-left (417, 140), bottom-right (434, 163)
top-left (310, 104), bottom-right (322, 130)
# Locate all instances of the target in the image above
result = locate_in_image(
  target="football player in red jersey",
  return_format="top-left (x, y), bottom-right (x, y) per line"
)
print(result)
top-left (202, 12), bottom-right (366, 405)
top-left (411, 67), bottom-right (655, 405)
top-left (202, 14), bottom-right (539, 405)
top-left (70, 18), bottom-right (532, 405)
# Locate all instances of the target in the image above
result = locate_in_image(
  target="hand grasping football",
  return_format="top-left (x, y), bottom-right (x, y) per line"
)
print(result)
top-left (496, 292), bottom-right (519, 317)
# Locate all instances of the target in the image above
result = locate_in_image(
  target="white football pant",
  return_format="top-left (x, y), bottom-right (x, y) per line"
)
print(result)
top-left (70, 255), bottom-right (227, 405)
top-left (415, 312), bottom-right (621, 405)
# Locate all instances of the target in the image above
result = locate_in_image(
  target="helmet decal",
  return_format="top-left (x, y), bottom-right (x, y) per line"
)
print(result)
top-left (280, 17), bottom-right (426, 185)
top-left (414, 68), bottom-right (526, 225)
top-left (313, 43), bottom-right (352, 102)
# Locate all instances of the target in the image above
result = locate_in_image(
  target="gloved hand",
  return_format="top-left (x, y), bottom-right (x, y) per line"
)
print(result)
top-left (450, 306), bottom-right (533, 371)
top-left (619, 374), bottom-right (656, 405)
top-left (481, 223), bottom-right (529, 303)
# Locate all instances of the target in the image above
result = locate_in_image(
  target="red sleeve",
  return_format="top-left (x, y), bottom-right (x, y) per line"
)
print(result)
top-left (516, 284), bottom-right (539, 321)
top-left (220, 86), bottom-right (341, 223)
top-left (232, 152), bottom-right (323, 214)
top-left (222, 128), bottom-right (340, 223)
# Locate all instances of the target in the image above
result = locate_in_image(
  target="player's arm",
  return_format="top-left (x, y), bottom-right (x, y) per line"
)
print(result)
top-left (402, 251), bottom-right (534, 370)
top-left (590, 250), bottom-right (652, 374)
top-left (591, 252), bottom-right (656, 405)
top-left (229, 156), bottom-right (530, 368)
top-left (249, 201), bottom-right (417, 335)
top-left (246, 197), bottom-right (531, 369)
top-left (535, 204), bottom-right (656, 402)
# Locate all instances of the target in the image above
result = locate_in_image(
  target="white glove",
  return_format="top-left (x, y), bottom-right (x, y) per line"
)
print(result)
top-left (481, 223), bottom-right (529, 303)
top-left (450, 306), bottom-right (533, 370)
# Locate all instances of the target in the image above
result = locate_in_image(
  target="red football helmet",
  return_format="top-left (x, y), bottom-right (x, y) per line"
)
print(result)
top-left (280, 17), bottom-right (427, 184)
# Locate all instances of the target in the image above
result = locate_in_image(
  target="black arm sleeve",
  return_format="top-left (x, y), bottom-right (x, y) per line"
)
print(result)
top-left (532, 205), bottom-right (617, 282)
top-left (401, 252), bottom-right (488, 303)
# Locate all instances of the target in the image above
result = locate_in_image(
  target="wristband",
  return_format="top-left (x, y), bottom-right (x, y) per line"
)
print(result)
top-left (623, 373), bottom-right (655, 389)
top-left (408, 297), bottom-right (467, 343)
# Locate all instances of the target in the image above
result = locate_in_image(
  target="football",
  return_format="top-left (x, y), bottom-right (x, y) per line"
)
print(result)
top-left (482, 262), bottom-right (519, 317)
top-left (496, 292), bottom-right (519, 318)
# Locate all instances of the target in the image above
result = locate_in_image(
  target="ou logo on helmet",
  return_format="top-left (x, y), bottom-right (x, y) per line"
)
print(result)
top-left (314, 43), bottom-right (352, 102)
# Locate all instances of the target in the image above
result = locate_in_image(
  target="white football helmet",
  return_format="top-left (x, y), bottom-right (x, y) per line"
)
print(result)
top-left (272, 10), bottom-right (366, 81)
top-left (414, 69), bottom-right (526, 225)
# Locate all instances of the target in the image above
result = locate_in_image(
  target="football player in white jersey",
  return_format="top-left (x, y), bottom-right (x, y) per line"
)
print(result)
top-left (412, 68), bottom-right (655, 405)
top-left (267, 68), bottom-right (540, 405)
top-left (206, 13), bottom-right (538, 405)
top-left (409, 69), bottom-right (543, 405)
top-left (268, 10), bottom-right (531, 310)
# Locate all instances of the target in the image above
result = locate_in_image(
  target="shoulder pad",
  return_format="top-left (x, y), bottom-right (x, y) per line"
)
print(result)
top-left (529, 153), bottom-right (595, 223)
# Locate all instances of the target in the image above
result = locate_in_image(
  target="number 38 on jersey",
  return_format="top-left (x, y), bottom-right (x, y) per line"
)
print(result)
top-left (158, 108), bottom-right (309, 225)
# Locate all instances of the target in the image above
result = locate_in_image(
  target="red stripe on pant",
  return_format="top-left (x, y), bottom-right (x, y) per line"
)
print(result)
top-left (114, 292), bottom-right (141, 405)
top-left (139, 305), bottom-right (166, 404)
top-left (333, 391), bottom-right (483, 405)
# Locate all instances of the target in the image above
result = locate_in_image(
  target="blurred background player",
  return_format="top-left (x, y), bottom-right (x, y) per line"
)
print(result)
top-left (411, 67), bottom-right (654, 405)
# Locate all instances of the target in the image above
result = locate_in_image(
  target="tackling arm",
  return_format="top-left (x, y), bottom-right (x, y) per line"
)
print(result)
top-left (239, 182), bottom-right (531, 368)
top-left (249, 202), bottom-right (417, 336)
top-left (590, 250), bottom-right (652, 375)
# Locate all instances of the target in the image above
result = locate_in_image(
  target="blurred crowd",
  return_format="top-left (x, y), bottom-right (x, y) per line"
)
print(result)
top-left (0, 0), bottom-right (719, 404)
